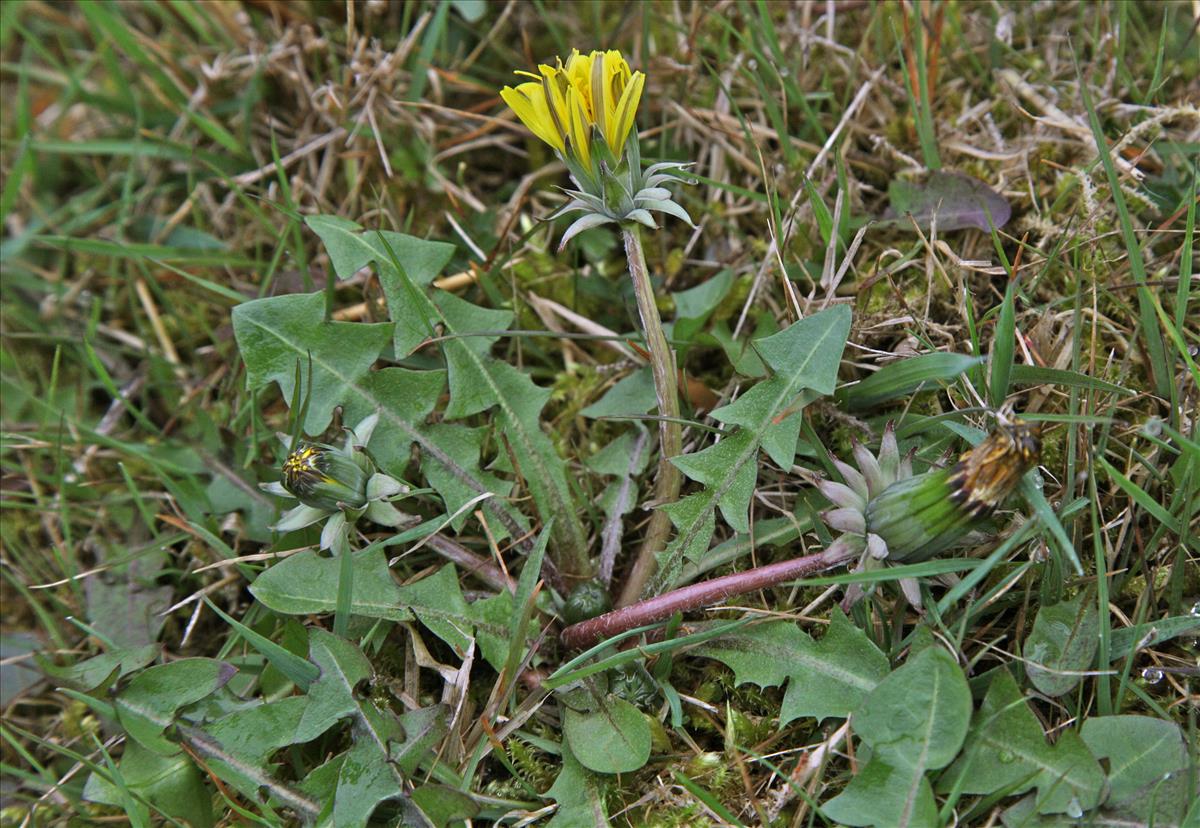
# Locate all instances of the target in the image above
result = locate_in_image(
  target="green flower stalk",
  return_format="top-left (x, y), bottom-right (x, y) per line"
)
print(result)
top-left (262, 414), bottom-right (412, 556)
top-left (501, 49), bottom-right (695, 606)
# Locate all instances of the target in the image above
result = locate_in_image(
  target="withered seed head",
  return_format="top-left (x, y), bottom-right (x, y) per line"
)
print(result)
top-left (948, 418), bottom-right (1042, 520)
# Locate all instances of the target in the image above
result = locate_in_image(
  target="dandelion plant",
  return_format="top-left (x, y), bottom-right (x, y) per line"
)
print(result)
top-left (501, 48), bottom-right (694, 606)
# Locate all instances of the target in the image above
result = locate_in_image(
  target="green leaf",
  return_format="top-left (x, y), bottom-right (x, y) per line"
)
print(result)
top-left (305, 215), bottom-right (455, 356)
top-left (593, 431), bottom-right (648, 577)
top-left (939, 669), bottom-right (1105, 815)
top-left (824, 647), bottom-right (971, 827)
top-left (671, 431), bottom-right (758, 533)
top-left (471, 590), bottom-right (518, 671)
top-left (392, 704), bottom-right (449, 776)
top-left (1108, 614), bottom-right (1200, 661)
top-left (233, 291), bottom-right (526, 543)
top-left (346, 367), bottom-right (445, 476)
top-left (333, 702), bottom-right (411, 826)
top-left (547, 742), bottom-right (609, 827)
top-left (326, 704), bottom-right (445, 824)
top-left (83, 741), bottom-right (213, 828)
top-left (693, 609), bottom-right (889, 725)
top-left (234, 289), bottom-right (498, 521)
top-left (204, 598), bottom-right (321, 690)
top-left (1081, 715), bottom-right (1189, 816)
top-left (449, 0), bottom-right (487, 21)
top-left (114, 658), bottom-right (236, 755)
top-left (188, 696), bottom-right (311, 805)
top-left (821, 756), bottom-right (938, 828)
top-left (838, 352), bottom-right (983, 411)
top-left (702, 316), bottom-right (775, 378)
top-left (232, 292), bottom-right (394, 434)
top-left (1008, 364), bottom-right (1134, 397)
top-left (563, 694), bottom-right (652, 773)
top-left (85, 544), bottom-right (172, 649)
top-left (296, 629), bottom-right (373, 742)
top-left (250, 547), bottom-right (414, 621)
top-left (396, 565), bottom-right (511, 666)
top-left (296, 753), bottom-right (346, 823)
top-left (990, 278), bottom-right (1017, 408)
top-left (671, 269), bottom-right (734, 343)
top-left (1080, 78), bottom-right (1170, 398)
top-left (343, 368), bottom-right (523, 537)
top-left (410, 784), bottom-right (481, 827)
top-left (1023, 591), bottom-right (1099, 697)
top-left (351, 223), bottom-right (587, 568)
top-left (650, 306), bottom-right (851, 591)
top-left (1096, 454), bottom-right (1183, 535)
top-left (39, 644), bottom-right (160, 693)
top-left (581, 367), bottom-right (657, 418)
top-left (585, 431), bottom-right (652, 477)
top-left (1, 633), bottom-right (44, 706)
top-left (509, 523), bottom-right (551, 646)
top-left (437, 291), bottom-right (516, 416)
top-left (853, 646), bottom-right (971, 770)
top-left (421, 423), bottom-right (514, 533)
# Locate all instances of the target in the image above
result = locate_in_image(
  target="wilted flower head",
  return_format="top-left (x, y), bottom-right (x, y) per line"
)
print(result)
top-left (501, 48), bottom-right (693, 247)
top-left (262, 414), bottom-right (412, 555)
top-left (818, 417), bottom-right (1041, 607)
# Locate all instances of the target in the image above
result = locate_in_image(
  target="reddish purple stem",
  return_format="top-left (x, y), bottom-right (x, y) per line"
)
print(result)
top-left (560, 544), bottom-right (858, 649)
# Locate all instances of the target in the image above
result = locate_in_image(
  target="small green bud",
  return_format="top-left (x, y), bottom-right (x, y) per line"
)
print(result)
top-left (562, 579), bottom-right (613, 624)
top-left (684, 751), bottom-right (725, 780)
top-left (282, 444), bottom-right (370, 511)
top-left (610, 664), bottom-right (659, 710)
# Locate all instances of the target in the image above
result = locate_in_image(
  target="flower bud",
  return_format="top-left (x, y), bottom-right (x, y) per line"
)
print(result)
top-left (282, 444), bottom-right (371, 511)
top-left (562, 579), bottom-right (613, 624)
top-left (610, 663), bottom-right (659, 710)
top-left (864, 467), bottom-right (967, 561)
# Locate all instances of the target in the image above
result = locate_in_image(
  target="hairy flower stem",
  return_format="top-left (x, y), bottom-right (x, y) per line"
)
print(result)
top-left (616, 224), bottom-right (682, 608)
top-left (562, 543), bottom-right (858, 650)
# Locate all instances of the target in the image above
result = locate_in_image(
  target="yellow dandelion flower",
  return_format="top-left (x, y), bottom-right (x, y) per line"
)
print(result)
top-left (501, 49), bottom-right (645, 169)
top-left (499, 48), bottom-right (693, 243)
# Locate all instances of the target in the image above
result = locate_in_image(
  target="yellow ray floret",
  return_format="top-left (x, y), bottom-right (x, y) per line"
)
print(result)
top-left (501, 49), bottom-right (644, 166)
